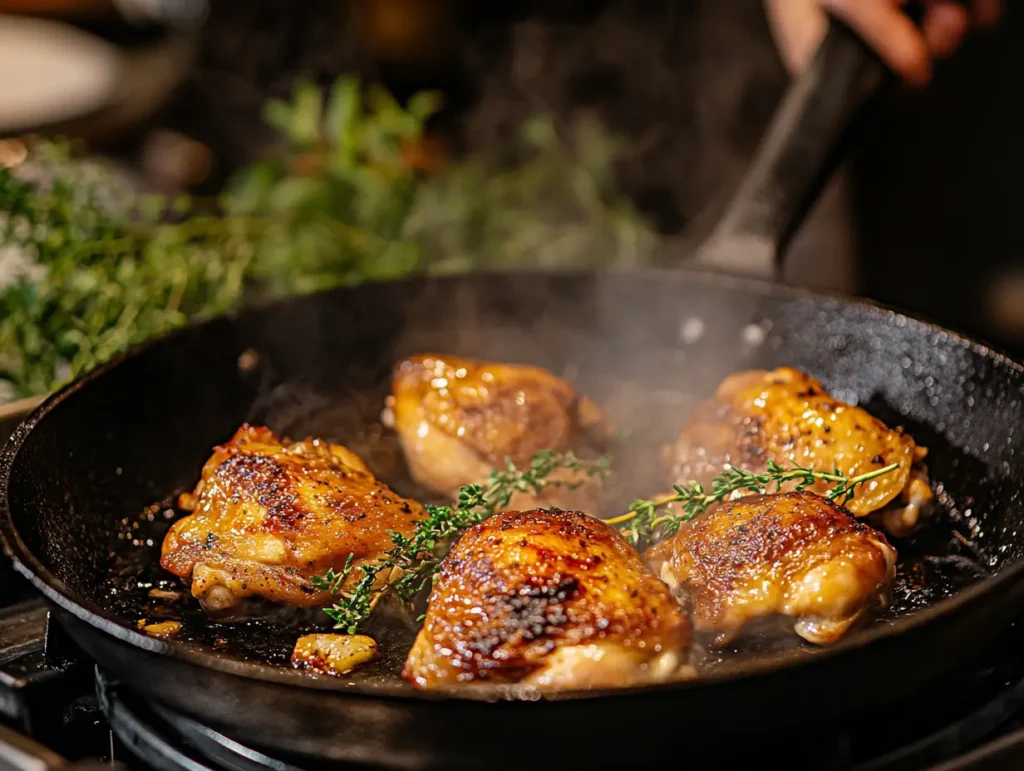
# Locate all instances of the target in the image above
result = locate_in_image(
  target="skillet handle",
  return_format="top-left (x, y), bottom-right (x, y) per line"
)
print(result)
top-left (690, 16), bottom-right (890, 280)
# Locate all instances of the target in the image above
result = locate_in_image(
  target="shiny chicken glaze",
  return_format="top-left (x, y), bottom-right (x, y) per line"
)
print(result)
top-left (160, 425), bottom-right (424, 614)
top-left (645, 492), bottom-right (897, 645)
top-left (663, 367), bottom-right (934, 536)
top-left (403, 508), bottom-right (691, 690)
top-left (387, 353), bottom-right (613, 510)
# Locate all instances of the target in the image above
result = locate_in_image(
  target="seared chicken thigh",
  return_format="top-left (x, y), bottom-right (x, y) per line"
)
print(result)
top-left (161, 425), bottom-right (424, 615)
top-left (403, 508), bottom-right (691, 690)
top-left (387, 354), bottom-right (613, 510)
top-left (645, 492), bottom-right (896, 645)
top-left (663, 367), bottom-right (934, 536)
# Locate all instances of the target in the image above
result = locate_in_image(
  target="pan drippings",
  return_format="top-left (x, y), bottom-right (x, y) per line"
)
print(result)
top-left (98, 377), bottom-right (989, 688)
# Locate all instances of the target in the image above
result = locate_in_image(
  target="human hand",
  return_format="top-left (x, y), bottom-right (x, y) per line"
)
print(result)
top-left (765, 0), bottom-right (1003, 86)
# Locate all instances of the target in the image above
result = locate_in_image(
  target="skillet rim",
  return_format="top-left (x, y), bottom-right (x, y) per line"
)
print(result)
top-left (2, 265), bottom-right (1023, 705)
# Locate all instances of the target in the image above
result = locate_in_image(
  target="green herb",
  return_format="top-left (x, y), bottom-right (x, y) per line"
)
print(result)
top-left (605, 459), bottom-right (901, 546)
top-left (0, 145), bottom-right (248, 400)
top-left (0, 79), bottom-right (439, 400)
top-left (223, 78), bottom-right (442, 297)
top-left (312, 450), bottom-right (611, 633)
top-left (312, 453), bottom-right (899, 632)
top-left (405, 115), bottom-right (657, 273)
top-left (0, 78), bottom-right (655, 404)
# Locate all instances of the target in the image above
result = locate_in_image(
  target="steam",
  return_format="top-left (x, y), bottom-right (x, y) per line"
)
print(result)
top-left (213, 0), bottom-right (858, 665)
top-left (458, 0), bottom-right (860, 291)
top-left (459, 0), bottom-right (789, 247)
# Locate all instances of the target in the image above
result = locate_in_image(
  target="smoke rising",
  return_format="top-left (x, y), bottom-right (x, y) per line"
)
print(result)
top-left (458, 0), bottom-right (789, 247)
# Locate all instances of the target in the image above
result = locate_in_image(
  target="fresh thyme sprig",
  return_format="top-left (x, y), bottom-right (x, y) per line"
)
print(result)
top-left (312, 453), bottom-right (898, 631)
top-left (605, 459), bottom-right (900, 546)
top-left (311, 450), bottom-right (611, 633)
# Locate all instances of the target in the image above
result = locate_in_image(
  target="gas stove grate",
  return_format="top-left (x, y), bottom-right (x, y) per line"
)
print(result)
top-left (97, 668), bottom-right (307, 771)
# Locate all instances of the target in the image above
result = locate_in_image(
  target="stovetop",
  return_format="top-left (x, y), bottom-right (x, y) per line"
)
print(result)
top-left (5, 571), bottom-right (1024, 771)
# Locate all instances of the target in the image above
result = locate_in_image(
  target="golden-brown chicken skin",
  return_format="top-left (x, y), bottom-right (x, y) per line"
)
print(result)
top-left (386, 354), bottom-right (613, 511)
top-left (403, 508), bottom-right (691, 690)
top-left (645, 492), bottom-right (896, 645)
top-left (160, 425), bottom-right (424, 615)
top-left (663, 367), bottom-right (934, 536)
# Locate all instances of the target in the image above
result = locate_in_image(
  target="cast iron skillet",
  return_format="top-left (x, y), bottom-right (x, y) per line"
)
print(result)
top-left (4, 18), bottom-right (1024, 771)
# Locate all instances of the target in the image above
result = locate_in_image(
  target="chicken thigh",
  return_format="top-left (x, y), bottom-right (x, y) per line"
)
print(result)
top-left (645, 492), bottom-right (896, 645)
top-left (386, 354), bottom-right (613, 510)
top-left (663, 367), bottom-right (934, 536)
top-left (161, 425), bottom-right (424, 615)
top-left (403, 508), bottom-right (691, 690)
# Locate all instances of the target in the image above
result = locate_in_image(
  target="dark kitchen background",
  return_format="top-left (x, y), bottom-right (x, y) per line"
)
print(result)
top-left (3, 0), bottom-right (1024, 353)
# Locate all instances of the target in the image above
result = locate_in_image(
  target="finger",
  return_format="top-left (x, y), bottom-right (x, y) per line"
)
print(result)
top-left (922, 1), bottom-right (969, 58)
top-left (823, 0), bottom-right (933, 86)
top-left (765, 0), bottom-right (827, 73)
top-left (972, 0), bottom-right (1003, 29)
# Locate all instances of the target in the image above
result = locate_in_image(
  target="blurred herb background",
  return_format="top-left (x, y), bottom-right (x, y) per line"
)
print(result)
top-left (0, 76), bottom-right (656, 403)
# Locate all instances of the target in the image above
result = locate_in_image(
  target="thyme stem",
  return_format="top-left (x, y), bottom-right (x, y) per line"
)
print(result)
top-left (312, 450), bottom-right (611, 633)
top-left (612, 460), bottom-right (900, 546)
top-left (313, 452), bottom-right (900, 631)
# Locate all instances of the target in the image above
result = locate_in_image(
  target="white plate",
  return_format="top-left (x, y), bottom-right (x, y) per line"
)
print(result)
top-left (0, 14), bottom-right (121, 133)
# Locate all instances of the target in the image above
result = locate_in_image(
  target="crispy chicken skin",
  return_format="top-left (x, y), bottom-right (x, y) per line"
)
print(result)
top-left (160, 425), bottom-right (424, 615)
top-left (387, 354), bottom-right (613, 510)
top-left (645, 492), bottom-right (897, 645)
top-left (403, 508), bottom-right (691, 690)
top-left (663, 367), bottom-right (934, 536)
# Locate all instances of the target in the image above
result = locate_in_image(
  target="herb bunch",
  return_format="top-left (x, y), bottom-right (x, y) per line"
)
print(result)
top-left (0, 79), bottom-right (656, 403)
top-left (0, 79), bottom-right (437, 401)
top-left (405, 115), bottom-right (657, 274)
top-left (312, 450), bottom-right (611, 633)
top-left (606, 459), bottom-right (900, 546)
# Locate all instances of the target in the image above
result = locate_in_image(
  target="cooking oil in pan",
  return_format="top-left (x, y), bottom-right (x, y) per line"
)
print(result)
top-left (98, 381), bottom-right (992, 686)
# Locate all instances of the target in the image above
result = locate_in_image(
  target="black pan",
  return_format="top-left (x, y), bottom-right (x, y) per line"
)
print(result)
top-left (4, 19), bottom-right (1024, 771)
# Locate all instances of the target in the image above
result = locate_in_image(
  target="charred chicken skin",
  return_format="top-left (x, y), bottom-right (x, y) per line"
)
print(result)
top-left (663, 367), bottom-right (934, 536)
top-left (645, 492), bottom-right (897, 645)
top-left (160, 425), bottom-right (424, 615)
top-left (403, 508), bottom-right (691, 690)
top-left (387, 354), bottom-right (613, 511)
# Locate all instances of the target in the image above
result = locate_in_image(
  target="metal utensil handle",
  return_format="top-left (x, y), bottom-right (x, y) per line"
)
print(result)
top-left (691, 17), bottom-right (889, 279)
